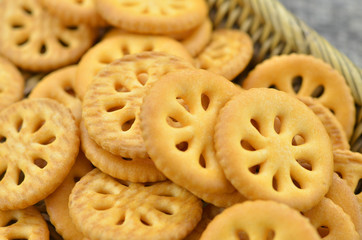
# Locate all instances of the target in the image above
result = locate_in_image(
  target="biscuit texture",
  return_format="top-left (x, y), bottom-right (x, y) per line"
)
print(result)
top-left (0, 98), bottom-right (79, 210)
top-left (0, 0), bottom-right (96, 72)
top-left (242, 54), bottom-right (356, 139)
top-left (69, 169), bottom-right (202, 240)
top-left (200, 200), bottom-right (321, 240)
top-left (215, 88), bottom-right (333, 211)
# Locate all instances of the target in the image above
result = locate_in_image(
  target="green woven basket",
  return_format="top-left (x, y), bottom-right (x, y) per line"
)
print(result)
top-left (207, 0), bottom-right (362, 152)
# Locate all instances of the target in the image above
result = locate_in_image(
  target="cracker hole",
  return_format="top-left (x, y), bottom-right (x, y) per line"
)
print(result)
top-left (291, 76), bottom-right (303, 93)
top-left (199, 154), bottom-right (206, 168)
top-left (291, 176), bottom-right (302, 189)
top-left (39, 136), bottom-right (56, 145)
top-left (354, 178), bottom-right (362, 195)
top-left (296, 159), bottom-right (312, 171)
top-left (121, 1), bottom-right (139, 7)
top-left (121, 45), bottom-right (130, 55)
top-left (311, 85), bottom-right (325, 98)
top-left (137, 72), bottom-right (148, 85)
top-left (64, 86), bottom-right (76, 97)
top-left (166, 116), bottom-right (182, 128)
top-left (17, 170), bottom-right (25, 185)
top-left (269, 84), bottom-right (278, 90)
top-left (17, 38), bottom-right (29, 46)
top-left (201, 93), bottom-right (210, 111)
top-left (236, 230), bottom-right (249, 240)
top-left (115, 83), bottom-right (129, 92)
top-left (317, 226), bottom-right (330, 238)
top-left (12, 23), bottom-right (24, 29)
top-left (58, 38), bottom-right (69, 48)
top-left (116, 216), bottom-right (125, 225)
top-left (93, 202), bottom-right (113, 211)
top-left (240, 140), bottom-right (256, 151)
top-left (176, 97), bottom-right (190, 112)
top-left (39, 43), bottom-right (47, 55)
top-left (73, 176), bottom-right (81, 183)
top-left (106, 105), bottom-right (125, 112)
top-left (155, 205), bottom-right (174, 215)
top-left (335, 171), bottom-right (343, 179)
top-left (99, 55), bottom-right (113, 64)
top-left (22, 6), bottom-right (33, 15)
top-left (9, 238), bottom-right (28, 240)
top-left (274, 116), bottom-right (281, 134)
top-left (4, 219), bottom-right (18, 227)
top-left (250, 119), bottom-right (261, 133)
top-left (248, 164), bottom-right (260, 174)
top-left (140, 216), bottom-right (153, 226)
top-left (96, 188), bottom-right (114, 195)
top-left (15, 118), bottom-right (23, 132)
top-left (176, 141), bottom-right (188, 152)
top-left (266, 230), bottom-right (275, 240)
top-left (143, 44), bottom-right (154, 52)
top-left (329, 108), bottom-right (335, 115)
top-left (157, 191), bottom-right (176, 197)
top-left (272, 176), bottom-right (278, 191)
top-left (0, 168), bottom-right (6, 181)
top-left (33, 158), bottom-right (47, 169)
top-left (121, 118), bottom-right (135, 131)
top-left (143, 182), bottom-right (156, 187)
top-left (66, 26), bottom-right (79, 31)
top-left (121, 157), bottom-right (133, 161)
top-left (292, 134), bottom-right (305, 146)
top-left (0, 136), bottom-right (7, 143)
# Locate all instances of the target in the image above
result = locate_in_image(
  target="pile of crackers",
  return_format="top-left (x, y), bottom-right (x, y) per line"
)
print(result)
top-left (0, 0), bottom-right (361, 240)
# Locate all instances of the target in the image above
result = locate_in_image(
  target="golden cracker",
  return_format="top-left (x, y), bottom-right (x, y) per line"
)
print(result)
top-left (215, 88), bottom-right (333, 211)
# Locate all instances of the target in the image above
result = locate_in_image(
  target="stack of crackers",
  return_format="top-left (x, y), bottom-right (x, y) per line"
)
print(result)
top-left (0, 0), bottom-right (361, 240)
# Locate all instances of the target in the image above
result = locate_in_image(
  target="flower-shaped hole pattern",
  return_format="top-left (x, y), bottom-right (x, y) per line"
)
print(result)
top-left (0, 98), bottom-right (79, 210)
top-left (69, 169), bottom-right (202, 240)
top-left (215, 88), bottom-right (334, 211)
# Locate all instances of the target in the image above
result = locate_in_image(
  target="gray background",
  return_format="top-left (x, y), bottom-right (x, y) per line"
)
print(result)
top-left (279, 0), bottom-right (362, 68)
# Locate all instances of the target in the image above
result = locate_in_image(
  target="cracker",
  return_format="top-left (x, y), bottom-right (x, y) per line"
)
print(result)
top-left (80, 121), bottom-right (166, 183)
top-left (0, 98), bottom-right (79, 210)
top-left (200, 200), bottom-right (321, 240)
top-left (215, 88), bottom-right (333, 211)
top-left (297, 96), bottom-right (350, 150)
top-left (140, 69), bottom-right (241, 197)
top-left (45, 151), bottom-right (93, 240)
top-left (181, 18), bottom-right (213, 57)
top-left (69, 168), bottom-right (202, 240)
top-left (0, 206), bottom-right (49, 239)
top-left (95, 0), bottom-right (208, 35)
top-left (196, 29), bottom-right (253, 80)
top-left (333, 149), bottom-right (362, 206)
top-left (326, 173), bottom-right (362, 238)
top-left (29, 65), bottom-right (82, 126)
top-left (0, 0), bottom-right (96, 72)
top-left (75, 33), bottom-right (194, 100)
top-left (0, 55), bottom-right (24, 111)
top-left (38, 0), bottom-right (107, 26)
top-left (303, 197), bottom-right (359, 239)
top-left (242, 54), bottom-right (356, 139)
top-left (82, 52), bottom-right (194, 158)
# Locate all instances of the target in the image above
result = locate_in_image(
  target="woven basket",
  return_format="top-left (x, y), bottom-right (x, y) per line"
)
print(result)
top-left (207, 0), bottom-right (362, 152)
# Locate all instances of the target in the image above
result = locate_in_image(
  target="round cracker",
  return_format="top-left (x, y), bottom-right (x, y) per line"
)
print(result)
top-left (196, 29), bottom-right (253, 80)
top-left (140, 69), bottom-right (241, 196)
top-left (29, 65), bottom-right (82, 125)
top-left (0, 206), bottom-right (49, 239)
top-left (82, 52), bottom-right (194, 158)
top-left (0, 98), bottom-right (79, 210)
top-left (95, 0), bottom-right (208, 35)
top-left (303, 197), bottom-right (359, 239)
top-left (45, 151), bottom-right (93, 240)
top-left (74, 33), bottom-right (194, 100)
top-left (0, 55), bottom-right (24, 111)
top-left (215, 88), bottom-right (333, 211)
top-left (326, 173), bottom-right (362, 238)
top-left (69, 168), bottom-right (202, 240)
top-left (0, 0), bottom-right (96, 72)
top-left (80, 121), bottom-right (166, 183)
top-left (297, 96), bottom-right (350, 150)
top-left (200, 200), bottom-right (320, 240)
top-left (242, 54), bottom-right (356, 139)
top-left (38, 0), bottom-right (107, 26)
top-left (333, 149), bottom-right (362, 206)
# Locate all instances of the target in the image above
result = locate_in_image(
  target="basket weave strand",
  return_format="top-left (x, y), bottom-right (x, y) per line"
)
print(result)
top-left (208, 0), bottom-right (362, 151)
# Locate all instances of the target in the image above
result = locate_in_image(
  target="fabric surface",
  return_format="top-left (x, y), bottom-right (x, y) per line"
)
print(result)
top-left (279, 0), bottom-right (362, 68)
